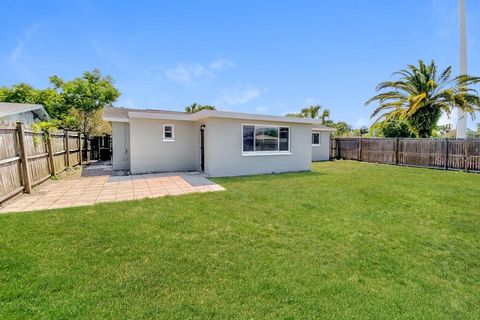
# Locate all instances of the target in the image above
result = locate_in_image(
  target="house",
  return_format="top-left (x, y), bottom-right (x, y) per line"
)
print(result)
top-left (0, 102), bottom-right (50, 124)
top-left (312, 127), bottom-right (334, 161)
top-left (103, 106), bottom-right (333, 177)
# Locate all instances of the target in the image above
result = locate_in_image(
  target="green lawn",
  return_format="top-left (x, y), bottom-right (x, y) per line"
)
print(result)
top-left (0, 161), bottom-right (479, 319)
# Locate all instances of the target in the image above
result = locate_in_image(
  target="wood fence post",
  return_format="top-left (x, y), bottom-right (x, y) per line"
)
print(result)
top-left (46, 132), bottom-right (55, 176)
top-left (358, 138), bottom-right (363, 161)
top-left (77, 133), bottom-right (81, 165)
top-left (64, 130), bottom-right (70, 167)
top-left (464, 140), bottom-right (469, 172)
top-left (394, 137), bottom-right (400, 165)
top-left (86, 135), bottom-right (90, 161)
top-left (444, 138), bottom-right (449, 170)
top-left (80, 134), bottom-right (84, 162)
top-left (336, 138), bottom-right (340, 159)
top-left (16, 122), bottom-right (32, 193)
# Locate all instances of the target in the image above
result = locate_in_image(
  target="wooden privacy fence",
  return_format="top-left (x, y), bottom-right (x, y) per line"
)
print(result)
top-left (331, 137), bottom-right (480, 172)
top-left (0, 120), bottom-right (95, 203)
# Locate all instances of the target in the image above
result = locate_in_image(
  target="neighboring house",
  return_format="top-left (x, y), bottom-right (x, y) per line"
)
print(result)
top-left (0, 102), bottom-right (50, 124)
top-left (104, 106), bottom-right (333, 177)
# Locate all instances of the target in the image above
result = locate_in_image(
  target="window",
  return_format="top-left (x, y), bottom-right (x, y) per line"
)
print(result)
top-left (312, 132), bottom-right (320, 145)
top-left (242, 125), bottom-right (290, 154)
top-left (163, 124), bottom-right (174, 141)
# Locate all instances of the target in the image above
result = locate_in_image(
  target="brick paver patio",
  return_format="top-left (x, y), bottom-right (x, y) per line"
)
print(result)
top-left (0, 172), bottom-right (225, 213)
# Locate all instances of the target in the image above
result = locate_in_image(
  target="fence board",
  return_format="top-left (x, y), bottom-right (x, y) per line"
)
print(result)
top-left (361, 138), bottom-right (396, 164)
top-left (333, 137), bottom-right (480, 173)
top-left (0, 123), bottom-right (107, 204)
top-left (23, 126), bottom-right (51, 185)
top-left (336, 138), bottom-right (359, 160)
top-left (398, 139), bottom-right (445, 169)
top-left (0, 121), bottom-right (23, 201)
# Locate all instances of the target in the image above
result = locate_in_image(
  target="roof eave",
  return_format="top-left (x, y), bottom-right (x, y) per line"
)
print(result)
top-left (103, 116), bottom-right (130, 123)
top-left (0, 105), bottom-right (46, 118)
top-left (126, 109), bottom-right (323, 124)
top-left (192, 110), bottom-right (322, 124)
top-left (313, 127), bottom-right (336, 132)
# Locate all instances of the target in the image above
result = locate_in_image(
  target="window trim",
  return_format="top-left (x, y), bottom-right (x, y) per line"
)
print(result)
top-left (241, 124), bottom-right (291, 156)
top-left (312, 132), bottom-right (321, 146)
top-left (163, 124), bottom-right (175, 141)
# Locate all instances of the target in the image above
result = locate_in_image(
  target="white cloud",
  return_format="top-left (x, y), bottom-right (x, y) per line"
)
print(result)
top-left (165, 58), bottom-right (234, 87)
top-left (165, 63), bottom-right (212, 87)
top-left (218, 86), bottom-right (267, 105)
top-left (10, 23), bottom-right (41, 62)
top-left (208, 58), bottom-right (234, 70)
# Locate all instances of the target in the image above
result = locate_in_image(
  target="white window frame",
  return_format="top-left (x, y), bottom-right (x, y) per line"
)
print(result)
top-left (312, 132), bottom-right (321, 146)
top-left (241, 124), bottom-right (291, 156)
top-left (163, 124), bottom-right (175, 142)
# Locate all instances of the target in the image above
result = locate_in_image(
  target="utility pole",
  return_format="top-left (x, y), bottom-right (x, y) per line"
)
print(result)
top-left (456, 0), bottom-right (467, 139)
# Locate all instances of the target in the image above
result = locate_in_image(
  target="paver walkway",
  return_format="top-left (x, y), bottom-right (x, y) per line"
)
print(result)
top-left (0, 172), bottom-right (224, 213)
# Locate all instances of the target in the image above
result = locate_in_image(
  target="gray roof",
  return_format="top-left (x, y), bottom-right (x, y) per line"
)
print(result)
top-left (103, 105), bottom-right (187, 120)
top-left (104, 105), bottom-right (334, 126)
top-left (313, 125), bottom-right (336, 132)
top-left (0, 102), bottom-right (50, 120)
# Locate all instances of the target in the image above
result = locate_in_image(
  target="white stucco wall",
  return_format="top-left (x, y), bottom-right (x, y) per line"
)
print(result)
top-left (312, 131), bottom-right (331, 161)
top-left (202, 118), bottom-right (312, 177)
top-left (112, 122), bottom-right (130, 170)
top-left (129, 118), bottom-right (199, 174)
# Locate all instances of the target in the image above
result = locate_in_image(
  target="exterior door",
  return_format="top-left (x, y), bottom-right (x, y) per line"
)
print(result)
top-left (200, 125), bottom-right (205, 171)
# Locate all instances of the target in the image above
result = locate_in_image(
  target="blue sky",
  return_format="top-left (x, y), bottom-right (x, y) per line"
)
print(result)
top-left (1, 0), bottom-right (479, 129)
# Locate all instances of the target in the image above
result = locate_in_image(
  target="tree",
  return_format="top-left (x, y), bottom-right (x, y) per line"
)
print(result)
top-left (286, 104), bottom-right (331, 125)
top-left (50, 69), bottom-right (120, 135)
top-left (466, 123), bottom-right (480, 138)
top-left (333, 122), bottom-right (352, 137)
top-left (0, 83), bottom-right (38, 103)
top-left (285, 112), bottom-right (302, 117)
top-left (300, 105), bottom-right (321, 118)
top-left (380, 119), bottom-right (417, 138)
top-left (0, 83), bottom-right (68, 119)
top-left (360, 126), bottom-right (369, 135)
top-left (185, 102), bottom-right (216, 113)
top-left (436, 124), bottom-right (452, 137)
top-left (36, 88), bottom-right (67, 119)
top-left (365, 60), bottom-right (480, 137)
top-left (319, 109), bottom-right (331, 125)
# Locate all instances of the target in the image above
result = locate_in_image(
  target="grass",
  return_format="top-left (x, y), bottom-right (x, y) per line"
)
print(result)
top-left (0, 161), bottom-right (479, 319)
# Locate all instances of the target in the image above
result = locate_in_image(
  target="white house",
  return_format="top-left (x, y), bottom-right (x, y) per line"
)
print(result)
top-left (0, 102), bottom-right (50, 124)
top-left (104, 106), bottom-right (333, 177)
top-left (312, 127), bottom-right (333, 161)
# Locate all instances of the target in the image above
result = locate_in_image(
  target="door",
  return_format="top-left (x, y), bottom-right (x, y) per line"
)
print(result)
top-left (200, 125), bottom-right (205, 171)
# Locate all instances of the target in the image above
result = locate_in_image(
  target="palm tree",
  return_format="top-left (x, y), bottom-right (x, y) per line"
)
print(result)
top-left (319, 109), bottom-right (330, 125)
top-left (300, 105), bottom-right (321, 118)
top-left (365, 60), bottom-right (480, 137)
top-left (286, 104), bottom-right (334, 126)
top-left (185, 102), bottom-right (216, 113)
